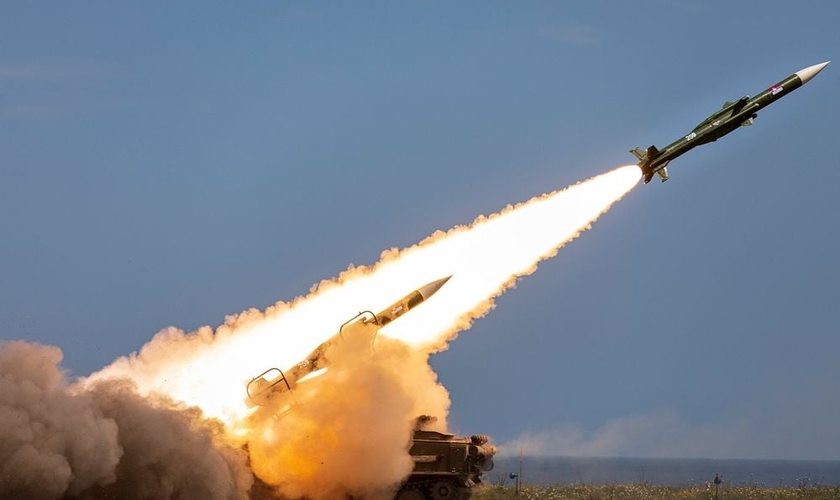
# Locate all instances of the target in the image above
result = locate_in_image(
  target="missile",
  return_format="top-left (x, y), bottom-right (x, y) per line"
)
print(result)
top-left (631, 61), bottom-right (830, 184)
top-left (375, 275), bottom-right (451, 327)
top-left (246, 275), bottom-right (452, 409)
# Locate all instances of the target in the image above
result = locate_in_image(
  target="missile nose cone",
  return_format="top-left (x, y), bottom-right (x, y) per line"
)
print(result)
top-left (417, 275), bottom-right (452, 300)
top-left (796, 61), bottom-right (830, 85)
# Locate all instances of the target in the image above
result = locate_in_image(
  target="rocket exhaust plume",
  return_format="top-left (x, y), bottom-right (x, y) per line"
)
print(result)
top-left (1, 165), bottom-right (640, 500)
top-left (89, 165), bottom-right (640, 410)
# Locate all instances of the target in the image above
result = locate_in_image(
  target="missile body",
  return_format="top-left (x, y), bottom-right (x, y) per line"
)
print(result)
top-left (246, 276), bottom-right (451, 409)
top-left (631, 61), bottom-right (830, 184)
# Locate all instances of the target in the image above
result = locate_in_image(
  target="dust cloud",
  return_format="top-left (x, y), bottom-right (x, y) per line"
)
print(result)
top-left (0, 341), bottom-right (252, 500)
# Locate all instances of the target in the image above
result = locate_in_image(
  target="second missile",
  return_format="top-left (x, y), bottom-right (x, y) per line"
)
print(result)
top-left (246, 275), bottom-right (451, 409)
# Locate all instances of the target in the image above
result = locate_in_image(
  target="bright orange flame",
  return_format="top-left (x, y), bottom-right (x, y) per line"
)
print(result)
top-left (86, 165), bottom-right (640, 431)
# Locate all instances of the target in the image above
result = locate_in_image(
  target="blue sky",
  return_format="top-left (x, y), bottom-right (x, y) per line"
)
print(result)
top-left (2, 2), bottom-right (838, 460)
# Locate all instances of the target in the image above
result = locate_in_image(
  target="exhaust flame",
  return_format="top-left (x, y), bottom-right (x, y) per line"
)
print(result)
top-left (87, 165), bottom-right (640, 425)
top-left (1, 165), bottom-right (640, 500)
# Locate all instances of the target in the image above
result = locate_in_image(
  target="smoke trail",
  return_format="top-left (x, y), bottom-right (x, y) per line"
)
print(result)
top-left (3, 165), bottom-right (640, 499)
top-left (86, 166), bottom-right (640, 424)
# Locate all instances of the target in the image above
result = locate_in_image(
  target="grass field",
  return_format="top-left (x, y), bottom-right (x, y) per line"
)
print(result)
top-left (472, 484), bottom-right (840, 500)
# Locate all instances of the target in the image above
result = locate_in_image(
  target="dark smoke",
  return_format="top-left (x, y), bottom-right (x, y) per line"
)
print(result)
top-left (0, 341), bottom-right (252, 500)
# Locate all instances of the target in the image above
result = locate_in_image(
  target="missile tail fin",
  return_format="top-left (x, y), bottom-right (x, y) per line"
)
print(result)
top-left (630, 147), bottom-right (647, 162)
top-left (656, 163), bottom-right (670, 182)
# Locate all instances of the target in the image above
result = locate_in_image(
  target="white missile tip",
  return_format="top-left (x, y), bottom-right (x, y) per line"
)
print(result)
top-left (796, 61), bottom-right (830, 85)
top-left (417, 275), bottom-right (452, 299)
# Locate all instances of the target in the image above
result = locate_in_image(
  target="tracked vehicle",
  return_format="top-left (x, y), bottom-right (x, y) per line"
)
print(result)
top-left (396, 416), bottom-right (495, 500)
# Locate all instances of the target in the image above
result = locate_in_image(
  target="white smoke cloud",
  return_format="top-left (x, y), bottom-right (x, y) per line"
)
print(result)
top-left (500, 373), bottom-right (840, 461)
top-left (498, 410), bottom-right (757, 459)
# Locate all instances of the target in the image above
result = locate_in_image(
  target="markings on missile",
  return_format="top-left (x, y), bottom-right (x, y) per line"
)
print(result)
top-left (685, 132), bottom-right (697, 141)
top-left (771, 85), bottom-right (784, 95)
